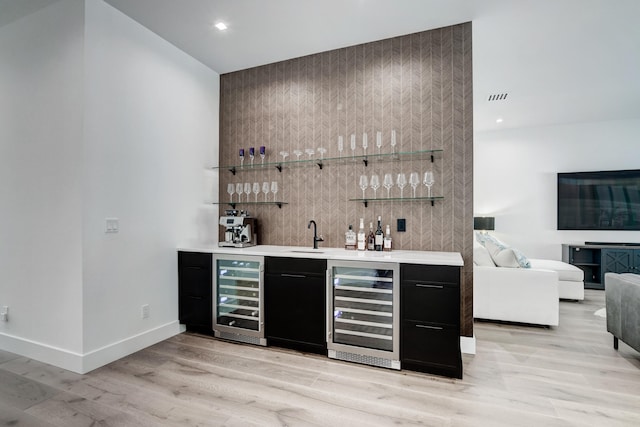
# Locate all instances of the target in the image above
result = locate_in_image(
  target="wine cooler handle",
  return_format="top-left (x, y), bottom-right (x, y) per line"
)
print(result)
top-left (281, 273), bottom-right (306, 278)
top-left (416, 283), bottom-right (444, 289)
top-left (416, 324), bottom-right (443, 330)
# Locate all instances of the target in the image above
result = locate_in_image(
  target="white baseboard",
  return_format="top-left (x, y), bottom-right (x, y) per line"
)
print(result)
top-left (460, 335), bottom-right (476, 355)
top-left (0, 321), bottom-right (185, 374)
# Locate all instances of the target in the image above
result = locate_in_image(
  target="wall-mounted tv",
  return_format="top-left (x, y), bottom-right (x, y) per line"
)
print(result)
top-left (558, 169), bottom-right (640, 230)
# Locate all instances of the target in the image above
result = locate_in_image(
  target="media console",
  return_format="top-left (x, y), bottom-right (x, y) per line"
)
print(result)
top-left (562, 243), bottom-right (640, 290)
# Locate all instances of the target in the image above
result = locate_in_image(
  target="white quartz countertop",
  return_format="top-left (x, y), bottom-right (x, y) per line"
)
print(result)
top-left (177, 243), bottom-right (464, 267)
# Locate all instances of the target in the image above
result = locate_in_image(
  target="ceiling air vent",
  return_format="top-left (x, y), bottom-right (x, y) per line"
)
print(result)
top-left (488, 93), bottom-right (508, 101)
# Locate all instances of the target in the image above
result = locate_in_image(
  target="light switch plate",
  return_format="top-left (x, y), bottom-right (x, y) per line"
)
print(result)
top-left (397, 218), bottom-right (406, 232)
top-left (105, 218), bottom-right (119, 233)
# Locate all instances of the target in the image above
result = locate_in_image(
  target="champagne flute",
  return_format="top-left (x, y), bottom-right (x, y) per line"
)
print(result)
top-left (350, 134), bottom-right (356, 157)
top-left (244, 182), bottom-right (252, 202)
top-left (423, 171), bottom-right (435, 197)
top-left (271, 181), bottom-right (278, 202)
top-left (227, 183), bottom-right (235, 202)
top-left (362, 133), bottom-right (368, 156)
top-left (262, 181), bottom-right (270, 201)
top-left (391, 130), bottom-right (397, 154)
top-left (259, 146), bottom-right (266, 164)
top-left (376, 131), bottom-right (382, 154)
top-left (253, 182), bottom-right (260, 202)
top-left (235, 183), bottom-right (243, 202)
top-left (383, 173), bottom-right (394, 197)
top-left (338, 136), bottom-right (344, 157)
top-left (397, 173), bottom-right (407, 198)
top-left (370, 174), bottom-right (380, 198)
top-left (409, 172), bottom-right (420, 198)
top-left (359, 175), bottom-right (368, 199)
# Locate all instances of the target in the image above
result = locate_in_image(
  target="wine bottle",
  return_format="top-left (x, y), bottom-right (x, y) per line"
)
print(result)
top-left (367, 222), bottom-right (375, 251)
top-left (383, 224), bottom-right (392, 252)
top-left (357, 218), bottom-right (366, 251)
top-left (374, 216), bottom-right (383, 251)
top-left (345, 225), bottom-right (356, 250)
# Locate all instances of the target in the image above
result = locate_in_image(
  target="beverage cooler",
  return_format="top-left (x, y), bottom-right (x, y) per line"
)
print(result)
top-left (213, 255), bottom-right (266, 346)
top-left (327, 260), bottom-right (400, 369)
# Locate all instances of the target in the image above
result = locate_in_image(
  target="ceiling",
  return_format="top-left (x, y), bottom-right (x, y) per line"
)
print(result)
top-left (3, 0), bottom-right (640, 132)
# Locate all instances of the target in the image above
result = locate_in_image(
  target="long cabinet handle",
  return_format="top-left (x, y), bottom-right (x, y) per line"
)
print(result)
top-left (416, 324), bottom-right (443, 330)
top-left (280, 273), bottom-right (306, 278)
top-left (416, 284), bottom-right (444, 289)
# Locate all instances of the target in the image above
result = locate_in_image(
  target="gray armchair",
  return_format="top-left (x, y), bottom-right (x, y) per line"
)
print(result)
top-left (605, 273), bottom-right (640, 353)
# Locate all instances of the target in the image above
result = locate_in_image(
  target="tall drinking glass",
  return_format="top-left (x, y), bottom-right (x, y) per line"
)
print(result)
top-left (262, 181), bottom-right (270, 202)
top-left (235, 183), bottom-right (243, 202)
top-left (397, 173), bottom-right (407, 198)
top-left (244, 182), bottom-right (252, 202)
top-left (227, 183), bottom-right (235, 202)
top-left (359, 175), bottom-right (368, 199)
top-left (409, 172), bottom-right (420, 198)
top-left (423, 171), bottom-right (435, 197)
top-left (253, 182), bottom-right (261, 202)
top-left (370, 174), bottom-right (380, 198)
top-left (383, 173), bottom-right (394, 197)
top-left (271, 181), bottom-right (278, 202)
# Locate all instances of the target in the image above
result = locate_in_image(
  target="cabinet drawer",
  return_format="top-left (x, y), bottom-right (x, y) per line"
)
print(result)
top-left (179, 251), bottom-right (212, 269)
top-left (401, 320), bottom-right (461, 375)
top-left (401, 282), bottom-right (459, 325)
top-left (178, 252), bottom-right (212, 297)
top-left (401, 264), bottom-right (460, 285)
top-left (179, 295), bottom-right (212, 328)
top-left (265, 257), bottom-right (326, 276)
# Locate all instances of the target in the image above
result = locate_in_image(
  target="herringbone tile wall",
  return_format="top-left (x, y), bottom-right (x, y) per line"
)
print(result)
top-left (219, 23), bottom-right (474, 336)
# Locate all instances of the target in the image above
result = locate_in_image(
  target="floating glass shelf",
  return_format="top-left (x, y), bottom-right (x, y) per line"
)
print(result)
top-left (349, 196), bottom-right (444, 207)
top-left (213, 201), bottom-right (288, 209)
top-left (213, 149), bottom-right (443, 175)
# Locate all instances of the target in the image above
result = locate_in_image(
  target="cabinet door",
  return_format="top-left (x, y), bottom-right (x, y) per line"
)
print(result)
top-left (402, 282), bottom-right (459, 325)
top-left (401, 320), bottom-right (461, 378)
top-left (178, 252), bottom-right (212, 331)
top-left (634, 249), bottom-right (640, 273)
top-left (602, 249), bottom-right (634, 283)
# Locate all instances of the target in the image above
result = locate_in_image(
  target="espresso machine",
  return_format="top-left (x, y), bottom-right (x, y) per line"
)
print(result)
top-left (218, 210), bottom-right (258, 248)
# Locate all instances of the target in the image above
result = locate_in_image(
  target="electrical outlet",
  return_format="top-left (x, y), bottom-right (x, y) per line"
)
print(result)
top-left (141, 304), bottom-right (149, 319)
top-left (0, 306), bottom-right (8, 322)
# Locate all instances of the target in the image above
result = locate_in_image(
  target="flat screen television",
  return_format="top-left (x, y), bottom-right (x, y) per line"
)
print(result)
top-left (558, 169), bottom-right (640, 230)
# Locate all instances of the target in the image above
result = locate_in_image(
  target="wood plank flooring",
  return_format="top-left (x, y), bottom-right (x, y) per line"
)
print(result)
top-left (1, 290), bottom-right (639, 426)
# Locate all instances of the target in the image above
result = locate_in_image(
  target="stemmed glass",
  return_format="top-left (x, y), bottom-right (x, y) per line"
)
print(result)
top-left (391, 130), bottom-right (397, 154)
top-left (227, 183), bottom-right (235, 202)
top-left (317, 147), bottom-right (327, 159)
top-left (409, 172), bottom-right (420, 198)
top-left (350, 134), bottom-right (356, 157)
top-left (244, 183), bottom-right (252, 202)
top-left (370, 174), bottom-right (380, 198)
top-left (239, 149), bottom-right (245, 168)
top-left (262, 181), bottom-right (270, 202)
top-left (397, 173), bottom-right (407, 198)
top-left (383, 173), bottom-right (394, 197)
top-left (376, 131), bottom-right (382, 154)
top-left (260, 146), bottom-right (266, 164)
top-left (253, 182), bottom-right (261, 202)
top-left (249, 147), bottom-right (255, 166)
top-left (362, 133), bottom-right (368, 156)
top-left (293, 149), bottom-right (303, 160)
top-left (359, 175), bottom-right (368, 199)
top-left (235, 183), bottom-right (243, 202)
top-left (423, 171), bottom-right (435, 197)
top-left (279, 151), bottom-right (289, 162)
top-left (338, 136), bottom-right (344, 158)
top-left (271, 181), bottom-right (278, 202)
top-left (305, 148), bottom-right (315, 159)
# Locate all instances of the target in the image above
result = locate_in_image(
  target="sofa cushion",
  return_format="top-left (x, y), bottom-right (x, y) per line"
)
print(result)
top-left (474, 242), bottom-right (496, 266)
top-left (529, 259), bottom-right (584, 282)
top-left (485, 239), bottom-right (531, 268)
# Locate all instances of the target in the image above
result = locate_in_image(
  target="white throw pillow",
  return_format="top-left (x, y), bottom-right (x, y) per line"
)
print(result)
top-left (474, 243), bottom-right (495, 266)
top-left (485, 239), bottom-right (531, 268)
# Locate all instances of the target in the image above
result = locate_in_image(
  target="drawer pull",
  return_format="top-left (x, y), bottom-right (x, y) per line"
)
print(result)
top-left (281, 273), bottom-right (306, 278)
top-left (416, 324), bottom-right (443, 330)
top-left (416, 284), bottom-right (444, 289)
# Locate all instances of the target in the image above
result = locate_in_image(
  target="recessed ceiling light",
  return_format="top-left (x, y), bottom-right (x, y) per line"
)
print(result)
top-left (215, 22), bottom-right (227, 31)
top-left (496, 118), bottom-right (503, 124)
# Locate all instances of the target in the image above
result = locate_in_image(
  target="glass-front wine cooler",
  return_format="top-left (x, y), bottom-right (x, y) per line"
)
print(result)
top-left (327, 260), bottom-right (400, 369)
top-left (213, 255), bottom-right (266, 346)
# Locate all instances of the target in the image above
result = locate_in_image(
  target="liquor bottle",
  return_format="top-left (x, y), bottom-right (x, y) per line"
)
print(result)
top-left (345, 225), bottom-right (356, 250)
top-left (357, 218), bottom-right (366, 251)
top-left (383, 224), bottom-right (393, 252)
top-left (367, 222), bottom-right (375, 251)
top-left (374, 216), bottom-right (383, 251)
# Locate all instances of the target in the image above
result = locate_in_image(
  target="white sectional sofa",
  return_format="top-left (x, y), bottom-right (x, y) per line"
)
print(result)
top-left (473, 235), bottom-right (585, 327)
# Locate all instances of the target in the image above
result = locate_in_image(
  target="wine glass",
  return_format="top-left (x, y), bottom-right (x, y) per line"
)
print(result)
top-left (262, 181), bottom-right (270, 201)
top-left (409, 172), bottom-right (420, 198)
top-left (359, 175), bottom-right (368, 199)
top-left (317, 147), bottom-right (327, 159)
top-left (227, 183), bottom-right (235, 202)
top-left (383, 173), bottom-right (394, 197)
top-left (293, 149), bottom-right (303, 160)
top-left (244, 182), bottom-right (252, 202)
top-left (305, 148), bottom-right (315, 159)
top-left (279, 150), bottom-right (289, 162)
top-left (391, 130), bottom-right (397, 153)
top-left (397, 173), bottom-right (407, 198)
top-left (338, 136), bottom-right (344, 157)
top-left (362, 133), bottom-right (368, 156)
top-left (423, 171), bottom-right (435, 197)
top-left (253, 182), bottom-right (261, 202)
top-left (235, 183), bottom-right (243, 202)
top-left (370, 174), bottom-right (380, 198)
top-left (260, 146), bottom-right (266, 164)
top-left (350, 134), bottom-right (356, 157)
top-left (239, 148), bottom-right (245, 168)
top-left (249, 147), bottom-right (255, 166)
top-left (271, 181), bottom-right (278, 201)
top-left (376, 131), bottom-right (382, 154)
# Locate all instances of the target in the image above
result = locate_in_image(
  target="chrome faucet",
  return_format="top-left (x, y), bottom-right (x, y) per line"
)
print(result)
top-left (307, 220), bottom-right (324, 249)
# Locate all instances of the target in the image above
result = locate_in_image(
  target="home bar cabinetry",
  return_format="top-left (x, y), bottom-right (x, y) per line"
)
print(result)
top-left (562, 243), bottom-right (640, 289)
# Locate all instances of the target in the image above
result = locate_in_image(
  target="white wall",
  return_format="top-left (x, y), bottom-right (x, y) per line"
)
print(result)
top-left (0, 0), bottom-right (85, 362)
top-left (0, 0), bottom-right (219, 373)
top-left (81, 0), bottom-right (218, 370)
top-left (475, 118), bottom-right (640, 260)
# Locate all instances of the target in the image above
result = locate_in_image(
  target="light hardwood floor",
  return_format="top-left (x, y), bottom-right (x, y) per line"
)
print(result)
top-left (1, 290), bottom-right (639, 426)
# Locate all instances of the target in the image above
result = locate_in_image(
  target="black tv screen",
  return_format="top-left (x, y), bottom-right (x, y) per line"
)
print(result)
top-left (558, 169), bottom-right (640, 230)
